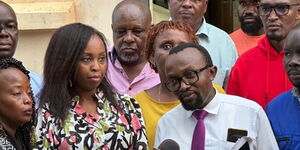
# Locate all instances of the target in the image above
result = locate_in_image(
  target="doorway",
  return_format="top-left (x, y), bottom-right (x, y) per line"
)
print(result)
top-left (206, 0), bottom-right (234, 33)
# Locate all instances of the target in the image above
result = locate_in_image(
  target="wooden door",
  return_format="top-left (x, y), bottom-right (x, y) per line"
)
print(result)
top-left (206, 0), bottom-right (234, 33)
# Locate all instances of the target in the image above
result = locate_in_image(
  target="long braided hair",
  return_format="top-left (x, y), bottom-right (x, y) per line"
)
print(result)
top-left (0, 57), bottom-right (35, 149)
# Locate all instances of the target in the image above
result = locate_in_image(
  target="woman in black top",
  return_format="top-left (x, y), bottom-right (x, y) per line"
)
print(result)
top-left (0, 57), bottom-right (35, 150)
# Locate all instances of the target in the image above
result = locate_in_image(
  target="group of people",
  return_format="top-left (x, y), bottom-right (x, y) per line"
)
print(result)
top-left (0, 0), bottom-right (300, 149)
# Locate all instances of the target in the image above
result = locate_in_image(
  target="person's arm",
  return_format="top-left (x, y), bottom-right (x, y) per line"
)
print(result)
top-left (154, 120), bottom-right (162, 148)
top-left (223, 36), bottom-right (238, 89)
top-left (256, 108), bottom-right (279, 150)
top-left (226, 65), bottom-right (240, 96)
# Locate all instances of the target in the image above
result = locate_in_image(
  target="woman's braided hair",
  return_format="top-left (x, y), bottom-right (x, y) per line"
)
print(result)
top-left (0, 57), bottom-right (35, 149)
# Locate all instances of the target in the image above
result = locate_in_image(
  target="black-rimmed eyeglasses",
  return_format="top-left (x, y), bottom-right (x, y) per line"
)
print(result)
top-left (257, 3), bottom-right (300, 16)
top-left (165, 65), bottom-right (212, 92)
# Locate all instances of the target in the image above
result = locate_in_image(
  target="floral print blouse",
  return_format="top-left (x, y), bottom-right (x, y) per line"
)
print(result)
top-left (33, 91), bottom-right (148, 150)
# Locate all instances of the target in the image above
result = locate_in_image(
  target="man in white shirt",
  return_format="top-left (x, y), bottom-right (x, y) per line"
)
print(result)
top-left (155, 43), bottom-right (278, 150)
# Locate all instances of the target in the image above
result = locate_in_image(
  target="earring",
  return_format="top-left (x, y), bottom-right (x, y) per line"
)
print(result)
top-left (69, 80), bottom-right (73, 87)
top-left (150, 63), bottom-right (158, 73)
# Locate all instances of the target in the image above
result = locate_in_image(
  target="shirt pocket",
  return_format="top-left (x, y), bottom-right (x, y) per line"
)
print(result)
top-left (222, 140), bottom-right (236, 150)
top-left (277, 135), bottom-right (300, 150)
top-left (276, 135), bottom-right (291, 150)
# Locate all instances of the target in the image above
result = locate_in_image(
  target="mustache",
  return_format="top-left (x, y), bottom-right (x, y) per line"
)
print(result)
top-left (240, 14), bottom-right (260, 20)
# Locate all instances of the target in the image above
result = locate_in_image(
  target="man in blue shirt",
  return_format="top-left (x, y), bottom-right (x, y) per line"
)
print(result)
top-left (0, 1), bottom-right (42, 107)
top-left (167, 0), bottom-right (238, 88)
top-left (266, 23), bottom-right (300, 149)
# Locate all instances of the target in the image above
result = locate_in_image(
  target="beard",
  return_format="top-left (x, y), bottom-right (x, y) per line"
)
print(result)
top-left (117, 52), bottom-right (141, 66)
top-left (266, 30), bottom-right (286, 41)
top-left (239, 14), bottom-right (263, 35)
top-left (179, 91), bottom-right (203, 111)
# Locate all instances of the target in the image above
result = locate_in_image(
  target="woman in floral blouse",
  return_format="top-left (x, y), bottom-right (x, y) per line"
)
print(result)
top-left (33, 23), bottom-right (148, 150)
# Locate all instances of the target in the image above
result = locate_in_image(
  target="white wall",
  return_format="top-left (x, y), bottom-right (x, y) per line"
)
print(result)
top-left (6, 0), bottom-right (121, 75)
top-left (8, 0), bottom-right (168, 75)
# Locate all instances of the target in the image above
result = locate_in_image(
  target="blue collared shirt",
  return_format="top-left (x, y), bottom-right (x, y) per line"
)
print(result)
top-left (266, 88), bottom-right (300, 150)
top-left (195, 19), bottom-right (238, 87)
top-left (29, 71), bottom-right (43, 108)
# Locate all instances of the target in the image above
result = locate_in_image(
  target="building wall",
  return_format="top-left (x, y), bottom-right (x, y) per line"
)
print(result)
top-left (6, 0), bottom-right (239, 75)
top-left (5, 0), bottom-right (121, 75)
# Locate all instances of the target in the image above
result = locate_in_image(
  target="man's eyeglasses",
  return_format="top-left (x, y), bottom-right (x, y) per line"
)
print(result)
top-left (165, 65), bottom-right (212, 92)
top-left (257, 3), bottom-right (300, 16)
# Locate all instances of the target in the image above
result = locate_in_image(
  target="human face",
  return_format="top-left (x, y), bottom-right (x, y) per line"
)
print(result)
top-left (259, 0), bottom-right (300, 41)
top-left (165, 47), bottom-right (216, 110)
top-left (73, 35), bottom-right (107, 93)
top-left (152, 29), bottom-right (193, 82)
top-left (0, 68), bottom-right (33, 128)
top-left (238, 0), bottom-right (263, 35)
top-left (0, 3), bottom-right (18, 58)
top-left (168, 0), bottom-right (207, 32)
top-left (284, 30), bottom-right (300, 88)
top-left (112, 4), bottom-right (151, 66)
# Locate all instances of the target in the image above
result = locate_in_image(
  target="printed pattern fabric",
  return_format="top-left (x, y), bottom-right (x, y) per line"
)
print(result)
top-left (0, 125), bottom-right (16, 150)
top-left (33, 91), bottom-right (148, 150)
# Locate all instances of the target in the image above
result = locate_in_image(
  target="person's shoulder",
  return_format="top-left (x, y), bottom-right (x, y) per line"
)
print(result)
top-left (133, 90), bottom-right (146, 98)
top-left (206, 23), bottom-right (231, 37)
top-left (117, 93), bottom-right (134, 102)
top-left (133, 91), bottom-right (147, 103)
top-left (118, 93), bottom-right (142, 109)
top-left (37, 102), bottom-right (50, 112)
top-left (219, 93), bottom-right (263, 112)
top-left (29, 71), bottom-right (42, 80)
top-left (267, 90), bottom-right (293, 109)
top-left (239, 46), bottom-right (261, 58)
top-left (233, 46), bottom-right (261, 67)
top-left (159, 104), bottom-right (186, 122)
top-left (230, 28), bottom-right (242, 38)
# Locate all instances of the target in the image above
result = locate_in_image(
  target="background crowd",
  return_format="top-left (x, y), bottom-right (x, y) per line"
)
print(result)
top-left (0, 0), bottom-right (300, 149)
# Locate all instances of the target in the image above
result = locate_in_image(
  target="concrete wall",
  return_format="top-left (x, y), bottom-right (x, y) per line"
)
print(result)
top-left (5, 0), bottom-right (121, 75)
top-left (4, 0), bottom-right (183, 76)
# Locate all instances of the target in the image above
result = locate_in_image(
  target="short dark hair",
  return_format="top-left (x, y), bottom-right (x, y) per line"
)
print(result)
top-left (0, 57), bottom-right (29, 77)
top-left (112, 0), bottom-right (151, 24)
top-left (0, 57), bottom-right (35, 150)
top-left (145, 21), bottom-right (198, 62)
top-left (40, 23), bottom-right (117, 122)
top-left (169, 42), bottom-right (213, 66)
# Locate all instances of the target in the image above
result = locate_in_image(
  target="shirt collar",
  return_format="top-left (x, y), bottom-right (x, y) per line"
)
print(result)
top-left (108, 47), bottom-right (126, 71)
top-left (195, 18), bottom-right (209, 39)
top-left (186, 88), bottom-right (220, 118)
top-left (292, 88), bottom-right (300, 103)
top-left (109, 47), bottom-right (118, 64)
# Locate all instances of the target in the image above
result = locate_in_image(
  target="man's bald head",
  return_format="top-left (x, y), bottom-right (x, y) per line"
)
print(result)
top-left (112, 0), bottom-right (151, 25)
top-left (284, 24), bottom-right (300, 88)
top-left (0, 1), bottom-right (18, 58)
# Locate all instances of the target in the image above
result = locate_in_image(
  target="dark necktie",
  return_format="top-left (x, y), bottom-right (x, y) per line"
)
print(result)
top-left (191, 110), bottom-right (208, 150)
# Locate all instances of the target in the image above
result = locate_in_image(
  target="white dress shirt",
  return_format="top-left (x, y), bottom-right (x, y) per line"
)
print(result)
top-left (155, 90), bottom-right (279, 150)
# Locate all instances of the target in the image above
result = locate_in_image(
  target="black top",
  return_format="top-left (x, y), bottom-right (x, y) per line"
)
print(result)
top-left (0, 124), bottom-right (27, 150)
top-left (6, 130), bottom-right (26, 150)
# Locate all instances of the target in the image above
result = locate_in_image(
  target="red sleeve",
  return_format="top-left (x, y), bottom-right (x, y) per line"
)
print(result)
top-left (226, 65), bottom-right (240, 96)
